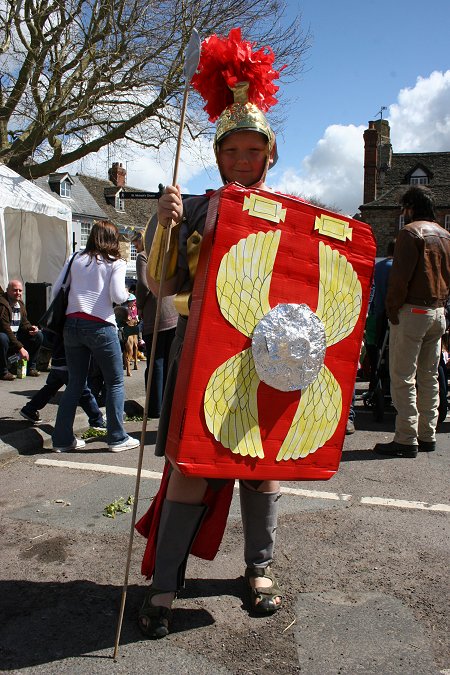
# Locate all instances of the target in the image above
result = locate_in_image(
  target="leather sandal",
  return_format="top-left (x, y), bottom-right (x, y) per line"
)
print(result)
top-left (244, 565), bottom-right (282, 614)
top-left (138, 587), bottom-right (173, 638)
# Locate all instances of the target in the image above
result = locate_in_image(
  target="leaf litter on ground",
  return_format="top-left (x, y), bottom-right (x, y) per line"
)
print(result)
top-left (103, 495), bottom-right (134, 518)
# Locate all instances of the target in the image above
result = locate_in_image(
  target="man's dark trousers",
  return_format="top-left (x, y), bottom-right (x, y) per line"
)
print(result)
top-left (0, 328), bottom-right (43, 375)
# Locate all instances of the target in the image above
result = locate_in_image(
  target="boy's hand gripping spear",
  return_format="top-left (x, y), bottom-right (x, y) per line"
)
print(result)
top-left (113, 29), bottom-right (201, 660)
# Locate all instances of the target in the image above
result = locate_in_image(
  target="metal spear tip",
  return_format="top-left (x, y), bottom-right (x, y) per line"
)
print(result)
top-left (183, 28), bottom-right (201, 83)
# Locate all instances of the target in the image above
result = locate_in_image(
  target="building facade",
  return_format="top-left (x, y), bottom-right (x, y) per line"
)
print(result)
top-left (35, 163), bottom-right (158, 276)
top-left (359, 120), bottom-right (450, 255)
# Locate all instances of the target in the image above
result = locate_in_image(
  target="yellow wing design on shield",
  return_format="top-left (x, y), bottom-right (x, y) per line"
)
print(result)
top-left (276, 243), bottom-right (360, 461)
top-left (216, 229), bottom-right (281, 336)
top-left (276, 365), bottom-right (342, 461)
top-left (205, 234), bottom-right (362, 463)
top-left (316, 241), bottom-right (362, 347)
top-left (204, 348), bottom-right (263, 458)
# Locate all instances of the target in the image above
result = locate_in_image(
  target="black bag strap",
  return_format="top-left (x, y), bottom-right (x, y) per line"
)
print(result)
top-left (61, 252), bottom-right (78, 286)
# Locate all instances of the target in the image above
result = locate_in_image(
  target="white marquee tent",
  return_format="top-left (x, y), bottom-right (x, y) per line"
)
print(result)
top-left (0, 164), bottom-right (72, 292)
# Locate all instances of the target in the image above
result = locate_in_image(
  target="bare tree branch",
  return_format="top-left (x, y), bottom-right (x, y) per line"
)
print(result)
top-left (0, 0), bottom-right (311, 179)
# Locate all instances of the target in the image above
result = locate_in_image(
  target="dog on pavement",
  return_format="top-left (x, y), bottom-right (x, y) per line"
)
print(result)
top-left (123, 319), bottom-right (139, 376)
top-left (114, 306), bottom-right (139, 377)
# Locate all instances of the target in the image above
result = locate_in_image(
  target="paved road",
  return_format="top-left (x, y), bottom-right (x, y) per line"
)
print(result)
top-left (0, 369), bottom-right (449, 674)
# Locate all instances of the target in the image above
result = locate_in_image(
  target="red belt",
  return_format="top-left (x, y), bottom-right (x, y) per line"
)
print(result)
top-left (410, 307), bottom-right (434, 315)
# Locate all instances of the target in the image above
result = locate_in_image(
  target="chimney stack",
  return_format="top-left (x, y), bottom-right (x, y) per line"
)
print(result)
top-left (376, 119), bottom-right (392, 174)
top-left (108, 162), bottom-right (126, 187)
top-left (363, 122), bottom-right (378, 204)
top-left (363, 120), bottom-right (392, 205)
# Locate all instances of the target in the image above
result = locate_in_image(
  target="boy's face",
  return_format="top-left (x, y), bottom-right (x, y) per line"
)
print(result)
top-left (217, 131), bottom-right (269, 187)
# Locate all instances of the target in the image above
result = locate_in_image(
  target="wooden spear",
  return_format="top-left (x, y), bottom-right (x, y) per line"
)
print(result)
top-left (113, 29), bottom-right (201, 660)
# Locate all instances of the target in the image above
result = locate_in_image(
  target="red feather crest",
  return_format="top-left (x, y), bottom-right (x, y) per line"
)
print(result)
top-left (191, 28), bottom-right (282, 123)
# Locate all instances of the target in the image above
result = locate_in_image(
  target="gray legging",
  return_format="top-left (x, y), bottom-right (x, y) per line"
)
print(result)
top-left (152, 482), bottom-right (281, 591)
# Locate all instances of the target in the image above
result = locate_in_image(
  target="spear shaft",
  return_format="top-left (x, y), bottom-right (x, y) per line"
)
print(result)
top-left (113, 30), bottom-right (200, 660)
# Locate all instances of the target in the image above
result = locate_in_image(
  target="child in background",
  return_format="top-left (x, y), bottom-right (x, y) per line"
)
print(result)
top-left (20, 333), bottom-right (105, 429)
top-left (126, 293), bottom-right (139, 321)
top-left (125, 292), bottom-right (146, 360)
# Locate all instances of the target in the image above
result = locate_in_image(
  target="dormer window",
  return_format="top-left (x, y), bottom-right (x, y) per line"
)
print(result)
top-left (115, 191), bottom-right (125, 211)
top-left (48, 172), bottom-right (74, 198)
top-left (409, 168), bottom-right (428, 185)
top-left (60, 178), bottom-right (72, 197)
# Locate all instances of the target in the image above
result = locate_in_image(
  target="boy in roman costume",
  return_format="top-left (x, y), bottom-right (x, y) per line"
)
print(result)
top-left (136, 28), bottom-right (285, 638)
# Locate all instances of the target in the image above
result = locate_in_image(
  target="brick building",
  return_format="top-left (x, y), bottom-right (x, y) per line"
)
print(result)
top-left (359, 120), bottom-right (450, 255)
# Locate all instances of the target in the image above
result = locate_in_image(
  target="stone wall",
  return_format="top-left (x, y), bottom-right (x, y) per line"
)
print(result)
top-left (361, 208), bottom-right (449, 256)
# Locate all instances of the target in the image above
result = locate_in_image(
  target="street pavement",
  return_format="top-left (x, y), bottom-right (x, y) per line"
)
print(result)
top-left (0, 364), bottom-right (449, 674)
top-left (0, 366), bottom-right (148, 459)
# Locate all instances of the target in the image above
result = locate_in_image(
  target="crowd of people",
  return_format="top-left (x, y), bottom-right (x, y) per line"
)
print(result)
top-left (0, 28), bottom-right (448, 645)
top-left (1, 221), bottom-right (158, 453)
top-left (1, 182), bottom-right (448, 641)
top-left (1, 211), bottom-right (180, 449)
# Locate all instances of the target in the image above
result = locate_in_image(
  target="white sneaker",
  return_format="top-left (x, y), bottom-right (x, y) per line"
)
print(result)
top-left (52, 438), bottom-right (86, 453)
top-left (109, 437), bottom-right (139, 453)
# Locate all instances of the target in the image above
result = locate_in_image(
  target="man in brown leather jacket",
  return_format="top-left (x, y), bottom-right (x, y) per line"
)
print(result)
top-left (374, 186), bottom-right (450, 457)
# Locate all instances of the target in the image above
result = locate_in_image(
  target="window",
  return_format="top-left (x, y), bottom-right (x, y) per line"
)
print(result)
top-left (115, 192), bottom-right (125, 211)
top-left (445, 214), bottom-right (450, 231)
top-left (399, 214), bottom-right (405, 230)
top-left (80, 222), bottom-right (92, 248)
top-left (409, 168), bottom-right (428, 185)
top-left (60, 179), bottom-right (71, 197)
top-left (130, 243), bottom-right (137, 261)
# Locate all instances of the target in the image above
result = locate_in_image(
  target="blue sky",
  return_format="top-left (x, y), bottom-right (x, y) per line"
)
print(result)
top-left (276, 0), bottom-right (449, 185)
top-left (279, 0), bottom-right (450, 161)
top-left (184, 0), bottom-right (450, 214)
top-left (75, 0), bottom-right (450, 216)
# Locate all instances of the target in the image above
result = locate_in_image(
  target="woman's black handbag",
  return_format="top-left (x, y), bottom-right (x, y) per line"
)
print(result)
top-left (38, 253), bottom-right (77, 335)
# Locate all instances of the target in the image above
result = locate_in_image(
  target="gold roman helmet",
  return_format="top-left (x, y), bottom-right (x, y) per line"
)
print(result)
top-left (191, 28), bottom-right (281, 184)
top-left (213, 82), bottom-right (277, 184)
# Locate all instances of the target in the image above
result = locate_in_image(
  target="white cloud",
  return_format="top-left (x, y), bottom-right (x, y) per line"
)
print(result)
top-left (268, 70), bottom-right (450, 216)
top-left (271, 124), bottom-right (365, 216)
top-left (127, 136), bottom-right (216, 193)
top-left (389, 70), bottom-right (450, 151)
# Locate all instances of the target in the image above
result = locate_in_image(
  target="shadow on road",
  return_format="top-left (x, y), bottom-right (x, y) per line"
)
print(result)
top-left (0, 579), bottom-right (215, 670)
top-left (182, 576), bottom-right (243, 601)
top-left (340, 449), bottom-right (386, 462)
top-left (9, 388), bottom-right (64, 404)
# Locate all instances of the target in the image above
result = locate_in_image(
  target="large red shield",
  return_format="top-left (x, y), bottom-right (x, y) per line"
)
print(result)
top-left (165, 184), bottom-right (376, 480)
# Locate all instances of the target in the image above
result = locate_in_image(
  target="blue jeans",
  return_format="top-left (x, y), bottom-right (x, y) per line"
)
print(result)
top-left (52, 318), bottom-right (128, 447)
top-left (24, 368), bottom-right (104, 427)
top-left (348, 389), bottom-right (356, 422)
